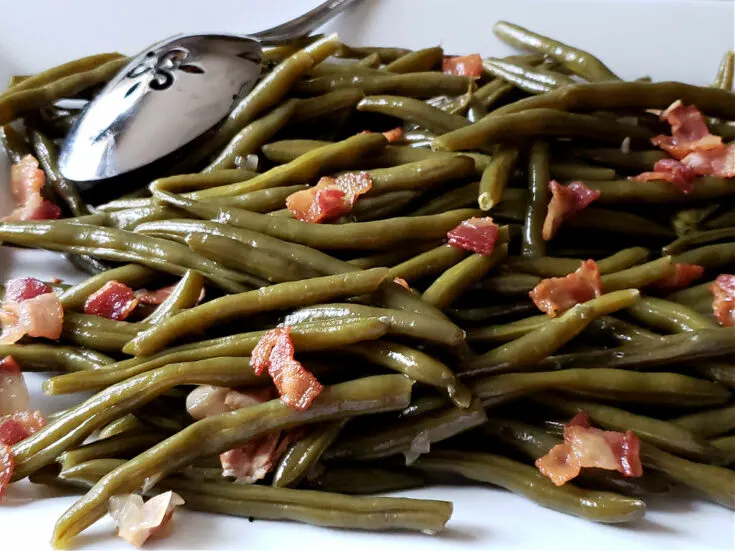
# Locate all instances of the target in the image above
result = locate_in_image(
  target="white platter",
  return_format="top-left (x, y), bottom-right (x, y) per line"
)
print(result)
top-left (1, 0), bottom-right (734, 549)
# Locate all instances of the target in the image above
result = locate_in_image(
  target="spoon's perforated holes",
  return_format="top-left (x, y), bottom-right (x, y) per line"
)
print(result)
top-left (124, 82), bottom-right (141, 98)
top-left (149, 72), bottom-right (174, 91)
top-left (145, 51), bottom-right (155, 57)
top-left (179, 64), bottom-right (205, 74)
top-left (126, 63), bottom-right (150, 78)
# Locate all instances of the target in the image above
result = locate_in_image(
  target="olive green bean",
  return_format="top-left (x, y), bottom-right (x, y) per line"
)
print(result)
top-left (572, 148), bottom-right (667, 173)
top-left (664, 228), bottom-right (735, 256)
top-left (0, 343), bottom-right (113, 372)
top-left (466, 290), bottom-right (641, 374)
top-left (273, 420), bottom-right (348, 488)
top-left (479, 146), bottom-right (520, 211)
top-left (467, 315), bottom-right (549, 344)
top-left (357, 95), bottom-right (468, 134)
top-left (479, 273), bottom-right (543, 295)
top-left (672, 405), bottom-right (735, 439)
top-left (384, 47), bottom-right (443, 73)
top-left (308, 466), bottom-right (425, 495)
top-left (523, 141), bottom-right (550, 257)
top-left (508, 247), bottom-right (649, 277)
top-left (713, 50), bottom-right (734, 90)
top-left (296, 72), bottom-right (471, 97)
top-left (326, 400), bottom-right (487, 462)
top-left (57, 431), bottom-right (166, 472)
top-left (415, 451), bottom-right (645, 523)
top-left (141, 270), bottom-right (205, 324)
top-left (482, 59), bottom-right (574, 94)
top-left (674, 242), bottom-right (735, 270)
top-left (423, 244), bottom-right (508, 309)
top-left (408, 181), bottom-right (479, 216)
top-left (387, 244), bottom-right (470, 283)
top-left (626, 297), bottom-right (715, 334)
top-left (600, 256), bottom-right (673, 292)
top-left (666, 281), bottom-right (714, 309)
top-left (291, 88), bottom-right (365, 122)
top-left (567, 207), bottom-right (674, 237)
top-left (51, 374), bottom-right (414, 546)
top-left (347, 241), bottom-right (439, 270)
top-left (335, 45), bottom-right (412, 63)
top-left (0, 123), bottom-right (31, 164)
top-left (349, 190), bottom-right (418, 221)
top-left (366, 155), bottom-right (477, 194)
top-left (97, 415), bottom-right (147, 440)
top-left (206, 185), bottom-right (307, 213)
top-left (123, 268), bottom-right (388, 356)
top-left (549, 162), bottom-right (617, 181)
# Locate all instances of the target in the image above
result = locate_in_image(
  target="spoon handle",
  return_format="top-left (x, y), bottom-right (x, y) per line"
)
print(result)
top-left (249, 0), bottom-right (363, 45)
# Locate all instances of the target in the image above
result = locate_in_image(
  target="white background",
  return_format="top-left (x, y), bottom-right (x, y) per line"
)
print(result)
top-left (1, 1), bottom-right (734, 549)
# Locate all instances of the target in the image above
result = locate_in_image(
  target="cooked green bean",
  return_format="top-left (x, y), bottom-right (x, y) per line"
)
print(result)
top-left (349, 190), bottom-right (418, 221)
top-left (549, 162), bottom-right (617, 181)
top-left (674, 242), bottom-right (735, 269)
top-left (295, 72), bottom-right (471, 98)
top-left (45, 318), bottom-right (389, 395)
top-left (51, 375), bottom-right (414, 546)
top-left (347, 241), bottom-right (439, 270)
top-left (325, 400), bottom-right (486, 461)
top-left (589, 177), bottom-right (735, 204)
top-left (423, 244), bottom-right (508, 309)
top-left (664, 228), bottom-right (735, 256)
top-left (273, 420), bottom-right (348, 488)
top-left (523, 141), bottom-right (551, 257)
top-left (482, 58), bottom-right (574, 94)
top-left (666, 281), bottom-right (714, 310)
top-left (408, 181), bottom-right (480, 216)
top-left (387, 244), bottom-right (470, 282)
top-left (123, 268), bottom-right (388, 356)
top-left (0, 343), bottom-right (113, 372)
top-left (97, 415), bottom-right (147, 440)
top-left (335, 45), bottom-right (412, 63)
top-left (357, 95), bottom-right (468, 134)
top-left (672, 405), bottom-right (735, 439)
top-left (414, 451), bottom-right (645, 523)
top-left (366, 155), bottom-right (477, 194)
top-left (713, 50), bottom-right (734, 90)
top-left (0, 123), bottom-right (31, 163)
top-left (308, 466), bottom-right (426, 495)
top-left (572, 148), bottom-right (668, 173)
top-left (626, 297), bottom-right (715, 334)
top-left (479, 146), bottom-right (520, 211)
top-left (467, 315), bottom-right (549, 344)
top-left (567, 207), bottom-right (674, 237)
top-left (600, 256), bottom-right (673, 292)
top-left (384, 47), bottom-right (443, 73)
top-left (291, 88), bottom-right (365, 122)
top-left (338, 340), bottom-right (471, 407)
top-left (494, 21), bottom-right (619, 81)
top-left (204, 99), bottom-right (298, 172)
top-left (57, 431), bottom-right (166, 472)
top-left (142, 270), bottom-right (205, 324)
top-left (59, 264), bottom-right (154, 310)
top-left (508, 247), bottom-right (649, 277)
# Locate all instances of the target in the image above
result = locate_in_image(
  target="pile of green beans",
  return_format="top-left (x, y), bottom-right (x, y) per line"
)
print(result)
top-left (1, 20), bottom-right (733, 549)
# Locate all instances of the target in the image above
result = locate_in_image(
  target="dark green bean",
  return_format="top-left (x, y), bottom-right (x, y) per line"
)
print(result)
top-left (589, 177), bottom-right (735, 204)
top-left (349, 190), bottom-right (419, 221)
top-left (523, 141), bottom-right (550, 257)
top-left (384, 47), bottom-right (443, 73)
top-left (479, 146), bottom-right (520, 211)
top-left (0, 123), bottom-right (31, 163)
top-left (387, 244), bottom-right (469, 283)
top-left (408, 181), bottom-right (479, 216)
top-left (572, 148), bottom-right (667, 172)
top-left (347, 241), bottom-right (439, 270)
top-left (674, 242), bottom-right (735, 269)
top-left (308, 466), bottom-right (425, 495)
top-left (567, 207), bottom-right (674, 237)
top-left (294, 72), bottom-right (471, 98)
top-left (415, 451), bottom-right (645, 523)
top-left (664, 228), bottom-right (735, 256)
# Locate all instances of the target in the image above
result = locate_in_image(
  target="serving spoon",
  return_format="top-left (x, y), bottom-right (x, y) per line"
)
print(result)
top-left (58, 0), bottom-right (362, 187)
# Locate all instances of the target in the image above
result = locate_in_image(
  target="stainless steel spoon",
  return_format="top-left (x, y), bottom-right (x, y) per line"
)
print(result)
top-left (59, 0), bottom-right (361, 185)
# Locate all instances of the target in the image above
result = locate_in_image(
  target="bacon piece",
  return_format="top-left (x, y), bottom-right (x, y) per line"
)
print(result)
top-left (84, 280), bottom-right (139, 321)
top-left (0, 410), bottom-right (46, 445)
top-left (286, 172), bottom-right (374, 223)
top-left (631, 158), bottom-right (698, 193)
top-left (447, 216), bottom-right (499, 256)
top-left (651, 100), bottom-right (723, 160)
top-left (0, 443), bottom-right (13, 501)
top-left (4, 278), bottom-right (53, 302)
top-left (711, 274), bottom-right (735, 327)
top-left (681, 144), bottom-right (735, 179)
top-left (542, 180), bottom-right (600, 241)
top-left (109, 491), bottom-right (185, 547)
top-left (0, 356), bottom-right (29, 416)
top-left (251, 327), bottom-right (323, 410)
top-left (530, 260), bottom-right (602, 317)
top-left (0, 292), bottom-right (64, 344)
top-left (393, 277), bottom-right (410, 290)
top-left (382, 127), bottom-right (404, 143)
top-left (649, 263), bottom-right (704, 293)
top-left (135, 285), bottom-right (175, 306)
top-left (3, 155), bottom-right (61, 222)
top-left (442, 54), bottom-right (483, 77)
top-left (536, 412), bottom-right (643, 486)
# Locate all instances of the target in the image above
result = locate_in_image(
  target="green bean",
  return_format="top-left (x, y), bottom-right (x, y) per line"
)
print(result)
top-left (291, 88), bottom-right (365, 122)
top-left (347, 241), bottom-right (439, 270)
top-left (664, 227), bottom-right (735, 256)
top-left (335, 45), bottom-right (412, 63)
top-left (28, 128), bottom-right (89, 216)
top-left (408, 182), bottom-right (479, 216)
top-left (283, 303), bottom-right (465, 346)
top-left (494, 21), bottom-right (619, 81)
top-left (153, 192), bottom-right (482, 250)
top-left (57, 431), bottom-right (166, 472)
top-left (423, 244), bottom-right (508, 309)
top-left (295, 72), bottom-right (472, 98)
top-left (523, 141), bottom-right (551, 257)
top-left (308, 61), bottom-right (382, 77)
top-left (339, 340), bottom-right (471, 407)
top-left (366, 155), bottom-right (477, 194)
top-left (482, 59), bottom-right (573, 94)
top-left (712, 435), bottom-right (735, 458)
top-left (97, 415), bottom-right (147, 440)
top-left (484, 419), bottom-right (671, 496)
top-left (0, 57), bottom-right (127, 125)
top-left (478, 273), bottom-right (542, 295)
top-left (674, 242), bottom-right (735, 269)
top-left (0, 343), bottom-right (113, 372)
top-left (590, 177), bottom-right (735, 204)
top-left (12, 357), bottom-right (264, 480)
top-left (508, 247), bottom-right (649, 277)
top-left (387, 244), bottom-right (470, 283)
top-left (142, 270), bottom-right (205, 324)
top-left (641, 443), bottom-right (735, 508)
top-left (51, 374), bottom-right (414, 546)
top-left (434, 108), bottom-right (652, 151)
top-left (261, 139), bottom-right (332, 163)
top-left (666, 281), bottom-right (714, 309)
top-left (695, 362), bottom-right (735, 389)
top-left (204, 99), bottom-right (298, 172)
top-left (672, 405), bottom-right (735, 439)
top-left (58, 265), bottom-right (156, 310)
top-left (626, 297), bottom-right (715, 334)
top-left (474, 80), bottom-right (515, 109)
top-left (357, 95), bottom-right (468, 134)
top-left (713, 50), bottom-right (734, 90)
top-left (467, 315), bottom-right (549, 344)
top-left (349, 190), bottom-right (418, 221)
top-left (549, 162), bottom-right (617, 182)
top-left (466, 290), bottom-right (641, 374)
top-left (535, 395), bottom-right (725, 461)
top-left (415, 451), bottom-right (645, 523)
top-left (0, 123), bottom-right (31, 163)
top-left (123, 268), bottom-right (388, 356)
top-left (600, 256), bottom-right (673, 292)
top-left (273, 420), bottom-right (348, 488)
top-left (448, 301), bottom-right (537, 323)
top-left (474, 368), bottom-right (729, 407)
top-left (672, 205), bottom-right (719, 236)
top-left (206, 185), bottom-right (306, 213)
top-left (566, 207), bottom-right (674, 237)
top-left (479, 146), bottom-right (520, 211)
top-left (384, 47), bottom-right (443, 73)
top-left (584, 315), bottom-right (659, 346)
top-left (572, 148), bottom-right (667, 173)
top-left (308, 466), bottom-right (425, 495)
top-left (370, 278), bottom-right (456, 322)
top-left (326, 400), bottom-right (487, 462)
top-left (63, 312), bottom-right (147, 340)
top-left (45, 318), bottom-right (388, 395)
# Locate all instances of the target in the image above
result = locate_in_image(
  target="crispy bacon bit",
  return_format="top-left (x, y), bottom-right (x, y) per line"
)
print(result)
top-left (286, 172), bottom-right (373, 224)
top-left (530, 260), bottom-right (602, 317)
top-left (0, 410), bottom-right (46, 445)
top-left (536, 412), bottom-right (643, 486)
top-left (681, 144), bottom-right (735, 179)
top-left (135, 285), bottom-right (175, 305)
top-left (4, 278), bottom-right (53, 302)
top-left (631, 158), bottom-right (698, 193)
top-left (442, 54), bottom-right (483, 77)
top-left (447, 217), bottom-right (499, 256)
top-left (711, 274), bottom-right (735, 327)
top-left (650, 263), bottom-right (705, 293)
top-left (3, 155), bottom-right (61, 222)
top-left (84, 280), bottom-right (139, 321)
top-left (382, 127), bottom-right (404, 142)
top-left (542, 180), bottom-right (600, 241)
top-left (0, 443), bottom-right (13, 501)
top-left (251, 327), bottom-right (323, 410)
top-left (0, 292), bottom-right (63, 344)
top-left (393, 277), bottom-right (410, 290)
top-left (0, 356), bottom-right (28, 416)
top-left (651, 100), bottom-right (723, 160)
top-left (108, 491), bottom-right (185, 547)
